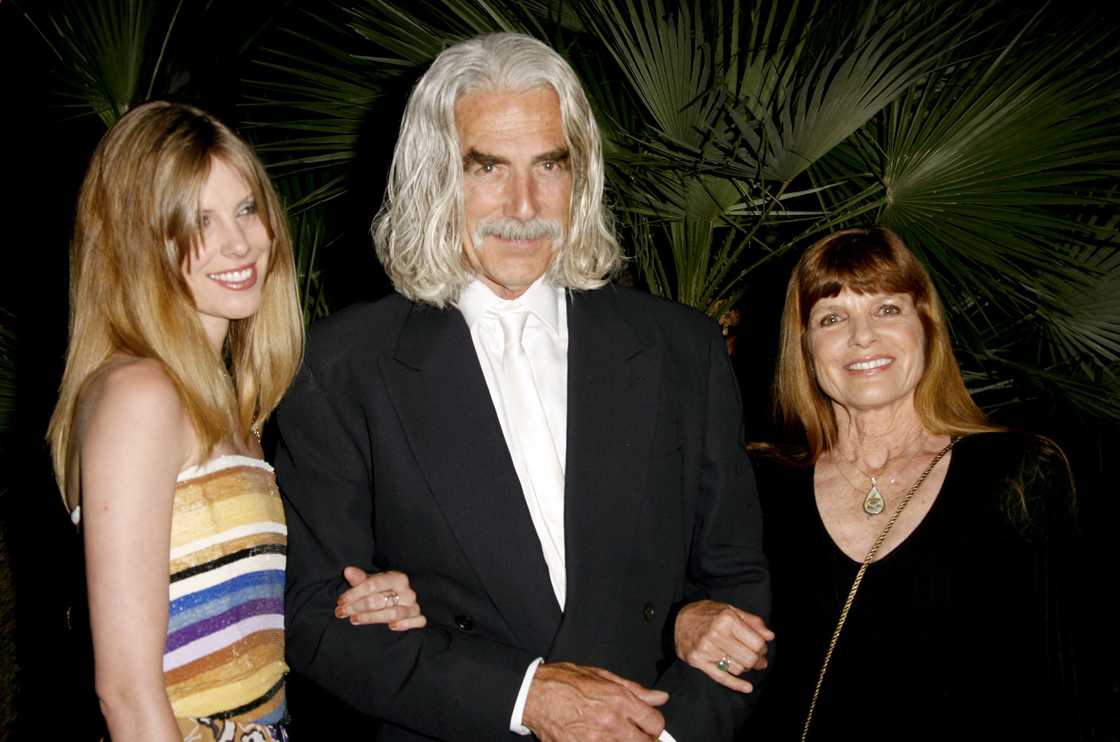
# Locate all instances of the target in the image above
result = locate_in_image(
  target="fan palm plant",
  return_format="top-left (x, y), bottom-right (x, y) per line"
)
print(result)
top-left (786, 9), bottom-right (1120, 416)
top-left (16, 0), bottom-right (332, 324)
top-left (243, 0), bottom-right (1120, 421)
top-left (11, 0), bottom-right (186, 126)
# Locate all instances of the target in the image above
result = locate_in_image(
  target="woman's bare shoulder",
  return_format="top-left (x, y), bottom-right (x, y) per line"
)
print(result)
top-left (80, 356), bottom-right (180, 414)
top-left (75, 356), bottom-right (193, 468)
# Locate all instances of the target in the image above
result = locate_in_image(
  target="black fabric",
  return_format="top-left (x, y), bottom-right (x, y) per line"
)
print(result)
top-left (275, 285), bottom-right (771, 741)
top-left (744, 432), bottom-right (1079, 741)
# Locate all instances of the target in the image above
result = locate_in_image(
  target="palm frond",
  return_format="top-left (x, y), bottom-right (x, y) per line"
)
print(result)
top-left (965, 351), bottom-right (1120, 421)
top-left (576, 0), bottom-right (792, 315)
top-left (14, 0), bottom-right (185, 126)
top-left (872, 20), bottom-right (1120, 311)
top-left (230, 0), bottom-right (1120, 425)
top-left (272, 175), bottom-right (339, 324)
top-left (718, 1), bottom-right (984, 183)
top-left (241, 9), bottom-right (387, 190)
top-left (242, 0), bottom-right (545, 208)
top-left (1036, 227), bottom-right (1120, 367)
top-left (576, 0), bottom-right (720, 148)
top-left (346, 0), bottom-right (542, 62)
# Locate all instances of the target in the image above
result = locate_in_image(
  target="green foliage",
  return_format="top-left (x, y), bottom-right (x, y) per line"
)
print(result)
top-left (238, 0), bottom-right (1119, 421)
top-left (804, 11), bottom-right (1120, 417)
top-left (23, 0), bottom-right (1120, 421)
top-left (17, 0), bottom-right (332, 328)
top-left (242, 8), bottom-right (385, 204)
top-left (12, 0), bottom-right (185, 125)
top-left (274, 175), bottom-right (335, 323)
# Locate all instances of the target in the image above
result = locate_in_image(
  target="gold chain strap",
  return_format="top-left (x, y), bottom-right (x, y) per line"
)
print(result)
top-left (800, 438), bottom-right (958, 741)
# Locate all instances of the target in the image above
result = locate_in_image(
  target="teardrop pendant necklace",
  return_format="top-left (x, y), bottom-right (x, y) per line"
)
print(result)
top-left (861, 478), bottom-right (887, 516)
top-left (837, 433), bottom-right (927, 517)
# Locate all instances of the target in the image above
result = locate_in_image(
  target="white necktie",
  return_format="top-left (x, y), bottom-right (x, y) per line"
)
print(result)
top-left (497, 309), bottom-right (566, 608)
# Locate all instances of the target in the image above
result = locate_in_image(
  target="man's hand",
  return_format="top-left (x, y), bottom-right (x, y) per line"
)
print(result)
top-left (334, 567), bottom-right (427, 630)
top-left (675, 600), bottom-right (774, 693)
top-left (522, 662), bottom-right (669, 741)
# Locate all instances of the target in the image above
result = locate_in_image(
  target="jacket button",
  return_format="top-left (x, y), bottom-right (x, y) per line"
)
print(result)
top-left (454, 614), bottom-right (474, 632)
top-left (642, 602), bottom-right (655, 622)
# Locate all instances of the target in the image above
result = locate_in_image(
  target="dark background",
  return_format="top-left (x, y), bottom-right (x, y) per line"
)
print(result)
top-left (1, 0), bottom-right (1116, 739)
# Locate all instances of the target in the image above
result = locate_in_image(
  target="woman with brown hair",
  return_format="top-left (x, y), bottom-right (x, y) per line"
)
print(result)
top-left (48, 101), bottom-right (423, 741)
top-left (742, 227), bottom-right (1078, 739)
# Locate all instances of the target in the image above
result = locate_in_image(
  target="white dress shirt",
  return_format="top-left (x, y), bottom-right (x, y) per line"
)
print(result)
top-left (457, 277), bottom-right (569, 607)
top-left (456, 278), bottom-right (678, 742)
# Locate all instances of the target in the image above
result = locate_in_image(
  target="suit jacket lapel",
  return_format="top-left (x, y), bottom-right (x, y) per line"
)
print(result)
top-left (556, 289), bottom-right (660, 652)
top-left (380, 303), bottom-right (562, 651)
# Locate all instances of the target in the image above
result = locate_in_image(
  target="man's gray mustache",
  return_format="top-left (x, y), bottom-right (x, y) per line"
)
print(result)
top-left (475, 218), bottom-right (564, 245)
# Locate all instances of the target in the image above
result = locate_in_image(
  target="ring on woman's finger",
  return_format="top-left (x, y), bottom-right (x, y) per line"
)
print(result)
top-left (716, 656), bottom-right (732, 673)
top-left (382, 589), bottom-right (400, 608)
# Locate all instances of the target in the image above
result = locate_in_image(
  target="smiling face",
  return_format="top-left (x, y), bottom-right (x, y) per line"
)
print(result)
top-left (182, 157), bottom-right (271, 351)
top-left (807, 289), bottom-right (927, 416)
top-left (456, 86), bottom-right (572, 299)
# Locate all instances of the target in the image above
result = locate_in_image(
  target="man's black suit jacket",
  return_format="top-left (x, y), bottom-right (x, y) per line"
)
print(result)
top-left (275, 284), bottom-right (771, 741)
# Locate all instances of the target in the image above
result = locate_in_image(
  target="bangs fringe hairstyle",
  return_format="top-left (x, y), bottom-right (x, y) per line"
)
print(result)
top-left (48, 101), bottom-right (303, 508)
top-left (775, 227), bottom-right (997, 460)
top-left (373, 32), bottom-right (622, 307)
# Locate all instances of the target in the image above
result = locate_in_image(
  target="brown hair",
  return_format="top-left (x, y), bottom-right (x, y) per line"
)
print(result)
top-left (48, 101), bottom-right (303, 506)
top-left (774, 227), bottom-right (996, 460)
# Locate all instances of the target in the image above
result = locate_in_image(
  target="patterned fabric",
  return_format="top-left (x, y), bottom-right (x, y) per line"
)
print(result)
top-left (165, 455), bottom-right (289, 741)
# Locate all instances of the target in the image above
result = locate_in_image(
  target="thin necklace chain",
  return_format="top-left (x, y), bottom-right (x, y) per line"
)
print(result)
top-left (837, 431), bottom-right (927, 490)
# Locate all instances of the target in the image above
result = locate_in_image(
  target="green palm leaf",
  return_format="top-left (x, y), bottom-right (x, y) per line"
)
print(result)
top-left (233, 0), bottom-right (1120, 424)
top-left (575, 0), bottom-right (785, 314)
top-left (272, 174), bottom-right (336, 324)
top-left (874, 21), bottom-right (1120, 310)
top-left (243, 26), bottom-right (382, 204)
top-left (242, 0), bottom-right (545, 208)
top-left (716, 1), bottom-right (984, 183)
top-left (787, 9), bottom-right (1120, 419)
top-left (1036, 226), bottom-right (1120, 367)
top-left (13, 0), bottom-right (185, 126)
top-left (345, 0), bottom-right (543, 62)
top-left (577, 0), bottom-right (721, 149)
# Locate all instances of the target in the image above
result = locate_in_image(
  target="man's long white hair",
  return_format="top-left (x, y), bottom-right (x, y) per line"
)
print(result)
top-left (372, 32), bottom-right (622, 307)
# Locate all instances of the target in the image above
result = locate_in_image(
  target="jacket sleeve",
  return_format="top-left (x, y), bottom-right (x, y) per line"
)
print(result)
top-left (275, 354), bottom-right (535, 740)
top-left (654, 326), bottom-right (773, 740)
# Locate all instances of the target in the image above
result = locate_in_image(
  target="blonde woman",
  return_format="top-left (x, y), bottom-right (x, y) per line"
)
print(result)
top-left (49, 101), bottom-right (423, 741)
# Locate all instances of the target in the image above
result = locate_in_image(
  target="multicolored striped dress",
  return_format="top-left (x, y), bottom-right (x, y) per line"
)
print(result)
top-left (165, 454), bottom-right (289, 741)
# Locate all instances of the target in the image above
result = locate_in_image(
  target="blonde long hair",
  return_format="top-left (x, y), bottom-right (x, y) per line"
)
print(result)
top-left (373, 32), bottom-right (622, 307)
top-left (48, 101), bottom-right (303, 507)
top-left (775, 227), bottom-right (997, 461)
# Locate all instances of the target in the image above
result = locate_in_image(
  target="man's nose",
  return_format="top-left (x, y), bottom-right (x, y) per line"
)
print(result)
top-left (504, 170), bottom-right (538, 221)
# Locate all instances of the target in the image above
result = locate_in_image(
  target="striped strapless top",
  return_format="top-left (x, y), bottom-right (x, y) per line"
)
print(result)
top-left (165, 455), bottom-right (289, 741)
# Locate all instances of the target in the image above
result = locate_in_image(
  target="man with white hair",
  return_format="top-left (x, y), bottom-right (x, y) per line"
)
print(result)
top-left (276, 33), bottom-right (771, 741)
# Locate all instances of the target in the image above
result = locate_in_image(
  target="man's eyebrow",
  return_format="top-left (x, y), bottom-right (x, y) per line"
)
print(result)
top-left (534, 148), bottom-right (570, 164)
top-left (463, 149), bottom-right (507, 167)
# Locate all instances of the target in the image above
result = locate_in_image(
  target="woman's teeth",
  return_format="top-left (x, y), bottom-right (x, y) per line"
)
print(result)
top-left (208, 267), bottom-right (252, 282)
top-left (847, 357), bottom-right (892, 371)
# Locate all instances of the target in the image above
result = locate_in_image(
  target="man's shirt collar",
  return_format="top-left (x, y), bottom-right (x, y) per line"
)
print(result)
top-left (456, 277), bottom-right (563, 335)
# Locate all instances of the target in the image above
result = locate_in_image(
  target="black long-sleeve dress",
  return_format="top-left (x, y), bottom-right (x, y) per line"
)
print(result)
top-left (745, 432), bottom-right (1079, 741)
